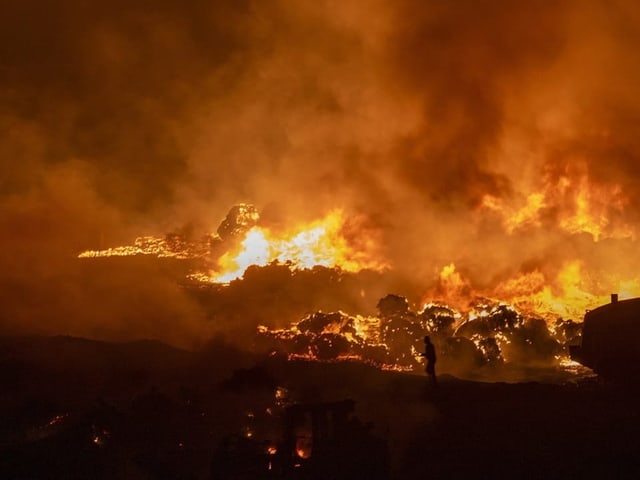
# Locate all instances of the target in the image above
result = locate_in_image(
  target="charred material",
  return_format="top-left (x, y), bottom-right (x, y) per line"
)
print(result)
top-left (571, 295), bottom-right (640, 379)
top-left (211, 399), bottom-right (389, 480)
top-left (259, 311), bottom-right (369, 361)
top-left (377, 294), bottom-right (425, 367)
top-left (258, 294), bottom-right (571, 375)
top-left (419, 304), bottom-right (457, 339)
top-left (216, 204), bottom-right (260, 240)
top-left (454, 302), bottom-right (561, 365)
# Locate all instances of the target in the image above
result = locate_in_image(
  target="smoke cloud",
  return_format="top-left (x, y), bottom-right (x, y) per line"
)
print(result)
top-left (2, 0), bottom-right (640, 346)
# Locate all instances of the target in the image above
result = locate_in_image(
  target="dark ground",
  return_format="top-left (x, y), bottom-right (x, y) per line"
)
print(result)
top-left (1, 335), bottom-right (639, 479)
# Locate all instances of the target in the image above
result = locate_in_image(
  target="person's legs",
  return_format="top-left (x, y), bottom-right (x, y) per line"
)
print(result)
top-left (427, 362), bottom-right (437, 387)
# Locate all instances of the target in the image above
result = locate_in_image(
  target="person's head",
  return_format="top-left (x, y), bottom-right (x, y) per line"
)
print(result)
top-left (424, 335), bottom-right (431, 344)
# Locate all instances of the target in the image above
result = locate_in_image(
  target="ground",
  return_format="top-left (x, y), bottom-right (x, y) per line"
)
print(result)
top-left (1, 335), bottom-right (639, 479)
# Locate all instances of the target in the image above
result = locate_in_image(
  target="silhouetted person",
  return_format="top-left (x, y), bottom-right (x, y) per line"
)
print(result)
top-left (421, 335), bottom-right (437, 387)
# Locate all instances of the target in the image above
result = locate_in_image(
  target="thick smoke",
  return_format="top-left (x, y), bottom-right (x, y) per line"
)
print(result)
top-left (1, 0), bottom-right (640, 346)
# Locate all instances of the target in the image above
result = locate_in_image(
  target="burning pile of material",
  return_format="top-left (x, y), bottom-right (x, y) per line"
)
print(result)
top-left (258, 311), bottom-right (388, 366)
top-left (76, 202), bottom-right (632, 377)
top-left (258, 293), bottom-right (583, 376)
top-left (78, 204), bottom-right (260, 261)
top-left (78, 204), bottom-right (387, 285)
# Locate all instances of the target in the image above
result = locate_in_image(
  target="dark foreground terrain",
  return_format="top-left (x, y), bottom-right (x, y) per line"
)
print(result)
top-left (1, 335), bottom-right (639, 479)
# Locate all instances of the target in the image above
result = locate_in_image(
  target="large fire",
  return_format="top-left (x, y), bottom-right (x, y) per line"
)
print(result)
top-left (77, 201), bottom-right (640, 323)
top-left (77, 199), bottom-right (639, 377)
top-left (432, 261), bottom-right (640, 323)
top-left (77, 207), bottom-right (388, 282)
top-left (481, 171), bottom-right (635, 241)
top-left (211, 210), bottom-right (388, 283)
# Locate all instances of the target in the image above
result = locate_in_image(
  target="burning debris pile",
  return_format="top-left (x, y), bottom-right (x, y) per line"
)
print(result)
top-left (76, 203), bottom-right (629, 377)
top-left (78, 204), bottom-right (387, 285)
top-left (78, 204), bottom-right (260, 261)
top-left (258, 294), bottom-right (583, 376)
top-left (78, 234), bottom-right (212, 260)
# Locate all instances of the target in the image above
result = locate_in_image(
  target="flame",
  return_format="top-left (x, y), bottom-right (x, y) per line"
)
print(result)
top-left (482, 193), bottom-right (546, 234)
top-left (501, 260), bottom-right (638, 320)
top-left (480, 170), bottom-right (635, 241)
top-left (556, 176), bottom-right (632, 241)
top-left (211, 209), bottom-right (387, 283)
top-left (295, 437), bottom-right (312, 459)
top-left (77, 208), bottom-right (388, 285)
top-left (434, 263), bottom-right (472, 307)
top-left (434, 260), bottom-right (640, 322)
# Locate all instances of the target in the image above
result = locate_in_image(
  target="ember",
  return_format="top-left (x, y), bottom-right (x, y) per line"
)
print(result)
top-left (257, 292), bottom-right (585, 379)
top-left (7, 1), bottom-right (640, 478)
top-left (75, 201), bottom-right (635, 379)
top-left (78, 205), bottom-right (388, 284)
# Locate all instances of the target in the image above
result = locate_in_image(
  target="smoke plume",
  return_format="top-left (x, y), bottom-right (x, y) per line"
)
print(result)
top-left (2, 0), bottom-right (640, 346)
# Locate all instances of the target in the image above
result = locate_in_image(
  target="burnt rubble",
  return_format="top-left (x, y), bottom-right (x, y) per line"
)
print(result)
top-left (216, 204), bottom-right (260, 240)
top-left (258, 294), bottom-right (581, 376)
top-left (212, 399), bottom-right (389, 480)
top-left (2, 334), bottom-right (636, 480)
top-left (77, 203), bottom-right (260, 262)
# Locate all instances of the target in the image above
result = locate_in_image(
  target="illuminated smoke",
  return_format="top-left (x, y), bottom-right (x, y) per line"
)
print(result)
top-left (2, 1), bottom-right (640, 348)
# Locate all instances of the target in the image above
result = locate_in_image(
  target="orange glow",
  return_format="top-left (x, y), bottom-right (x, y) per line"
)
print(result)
top-left (78, 209), bottom-right (388, 284)
top-left (211, 209), bottom-right (388, 283)
top-left (433, 260), bottom-right (640, 322)
top-left (481, 173), bottom-right (635, 241)
top-left (295, 437), bottom-right (312, 459)
top-left (505, 193), bottom-right (546, 233)
top-left (557, 177), bottom-right (634, 241)
top-left (436, 263), bottom-right (471, 307)
top-left (482, 193), bottom-right (546, 234)
top-left (78, 235), bottom-right (209, 259)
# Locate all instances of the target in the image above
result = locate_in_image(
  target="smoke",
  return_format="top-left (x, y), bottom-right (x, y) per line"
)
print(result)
top-left (1, 0), bottom-right (640, 345)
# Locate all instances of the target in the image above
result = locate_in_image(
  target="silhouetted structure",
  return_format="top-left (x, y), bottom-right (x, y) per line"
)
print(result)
top-left (571, 294), bottom-right (640, 380)
top-left (211, 399), bottom-right (389, 479)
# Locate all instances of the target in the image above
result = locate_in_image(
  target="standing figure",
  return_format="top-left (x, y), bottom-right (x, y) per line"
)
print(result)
top-left (422, 335), bottom-right (437, 387)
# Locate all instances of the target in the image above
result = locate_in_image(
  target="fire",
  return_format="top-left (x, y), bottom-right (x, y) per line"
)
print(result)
top-left (433, 263), bottom-right (472, 307)
top-left (211, 209), bottom-right (388, 283)
top-left (75, 196), bottom-right (638, 379)
top-left (556, 176), bottom-right (632, 241)
top-left (77, 206), bottom-right (388, 285)
top-left (434, 260), bottom-right (640, 322)
top-left (78, 235), bottom-right (210, 259)
top-left (295, 436), bottom-right (313, 459)
top-left (483, 193), bottom-right (546, 234)
top-left (480, 171), bottom-right (635, 241)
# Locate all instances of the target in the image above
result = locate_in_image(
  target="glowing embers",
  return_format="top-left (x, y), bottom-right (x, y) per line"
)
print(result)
top-left (211, 209), bottom-right (388, 283)
top-left (295, 433), bottom-right (313, 459)
top-left (556, 176), bottom-right (633, 241)
top-left (258, 293), bottom-right (586, 377)
top-left (78, 235), bottom-right (211, 259)
top-left (259, 312), bottom-right (386, 364)
top-left (77, 206), bottom-right (387, 285)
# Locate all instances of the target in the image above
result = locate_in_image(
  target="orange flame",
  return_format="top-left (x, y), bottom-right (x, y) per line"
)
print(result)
top-left (431, 260), bottom-right (640, 322)
top-left (211, 209), bottom-right (388, 283)
top-left (481, 172), bottom-right (634, 241)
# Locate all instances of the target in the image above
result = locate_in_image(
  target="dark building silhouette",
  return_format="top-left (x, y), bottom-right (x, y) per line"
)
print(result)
top-left (571, 294), bottom-right (640, 380)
